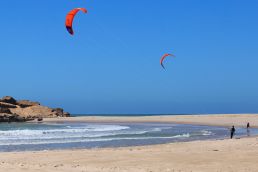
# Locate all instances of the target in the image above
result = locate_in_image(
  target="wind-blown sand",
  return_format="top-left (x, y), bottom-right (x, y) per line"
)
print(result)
top-left (1, 114), bottom-right (258, 172)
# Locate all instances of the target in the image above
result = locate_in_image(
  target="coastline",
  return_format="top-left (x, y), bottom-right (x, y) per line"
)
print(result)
top-left (2, 114), bottom-right (258, 172)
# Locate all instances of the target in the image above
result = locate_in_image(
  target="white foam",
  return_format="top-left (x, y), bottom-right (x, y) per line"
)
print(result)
top-left (200, 130), bottom-right (213, 136)
top-left (152, 127), bottom-right (172, 132)
top-left (0, 125), bottom-right (129, 136)
top-left (0, 133), bottom-right (191, 146)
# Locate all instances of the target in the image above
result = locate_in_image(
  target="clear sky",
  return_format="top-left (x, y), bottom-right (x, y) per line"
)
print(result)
top-left (1, 0), bottom-right (258, 114)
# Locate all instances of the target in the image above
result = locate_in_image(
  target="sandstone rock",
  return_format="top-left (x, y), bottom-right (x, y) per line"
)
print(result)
top-left (0, 96), bottom-right (70, 122)
top-left (17, 100), bottom-right (40, 108)
top-left (0, 114), bottom-right (10, 122)
top-left (0, 113), bottom-right (26, 122)
top-left (9, 106), bottom-right (70, 118)
top-left (0, 96), bottom-right (17, 105)
top-left (0, 107), bottom-right (11, 114)
top-left (0, 102), bottom-right (17, 108)
top-left (52, 108), bottom-right (64, 116)
top-left (10, 105), bottom-right (55, 118)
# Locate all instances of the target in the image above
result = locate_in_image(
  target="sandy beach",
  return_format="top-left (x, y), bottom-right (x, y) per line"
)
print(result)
top-left (1, 114), bottom-right (258, 172)
top-left (43, 114), bottom-right (258, 128)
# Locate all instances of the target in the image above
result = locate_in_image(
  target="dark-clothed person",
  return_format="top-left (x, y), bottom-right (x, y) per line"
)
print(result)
top-left (230, 126), bottom-right (235, 139)
top-left (247, 122), bottom-right (250, 136)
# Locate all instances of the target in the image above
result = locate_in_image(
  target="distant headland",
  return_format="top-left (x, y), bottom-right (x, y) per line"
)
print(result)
top-left (0, 96), bottom-right (70, 122)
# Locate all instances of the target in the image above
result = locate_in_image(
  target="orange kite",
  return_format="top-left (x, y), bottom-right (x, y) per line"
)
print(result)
top-left (65, 8), bottom-right (87, 35)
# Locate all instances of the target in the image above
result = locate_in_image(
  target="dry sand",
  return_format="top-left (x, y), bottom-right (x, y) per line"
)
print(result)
top-left (43, 113), bottom-right (258, 128)
top-left (1, 114), bottom-right (258, 172)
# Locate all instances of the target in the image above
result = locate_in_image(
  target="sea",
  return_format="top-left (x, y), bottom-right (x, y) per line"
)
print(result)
top-left (0, 115), bottom-right (256, 152)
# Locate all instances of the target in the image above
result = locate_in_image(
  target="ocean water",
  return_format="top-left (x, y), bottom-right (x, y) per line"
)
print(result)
top-left (0, 122), bottom-right (256, 152)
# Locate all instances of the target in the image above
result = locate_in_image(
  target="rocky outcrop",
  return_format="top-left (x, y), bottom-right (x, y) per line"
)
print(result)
top-left (0, 114), bottom-right (26, 122)
top-left (0, 96), bottom-right (17, 104)
top-left (0, 107), bottom-right (12, 114)
top-left (0, 96), bottom-right (70, 122)
top-left (16, 100), bottom-right (40, 108)
top-left (0, 102), bottom-right (17, 108)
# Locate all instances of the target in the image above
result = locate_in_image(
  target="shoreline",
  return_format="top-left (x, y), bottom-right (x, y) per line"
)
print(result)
top-left (2, 114), bottom-right (258, 172)
top-left (0, 136), bottom-right (257, 172)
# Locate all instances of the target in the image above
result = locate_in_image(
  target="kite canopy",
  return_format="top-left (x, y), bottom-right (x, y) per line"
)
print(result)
top-left (65, 8), bottom-right (87, 35)
top-left (160, 53), bottom-right (175, 69)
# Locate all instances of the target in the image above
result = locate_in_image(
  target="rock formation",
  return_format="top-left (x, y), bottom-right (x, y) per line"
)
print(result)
top-left (0, 96), bottom-right (70, 122)
top-left (0, 96), bottom-right (17, 104)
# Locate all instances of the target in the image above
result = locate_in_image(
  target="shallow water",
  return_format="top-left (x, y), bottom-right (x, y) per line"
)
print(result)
top-left (0, 122), bottom-right (256, 152)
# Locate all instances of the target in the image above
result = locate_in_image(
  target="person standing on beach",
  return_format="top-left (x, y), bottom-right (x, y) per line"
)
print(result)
top-left (247, 122), bottom-right (250, 136)
top-left (230, 126), bottom-right (235, 139)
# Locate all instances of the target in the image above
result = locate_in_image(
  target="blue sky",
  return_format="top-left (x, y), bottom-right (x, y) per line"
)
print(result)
top-left (1, 0), bottom-right (258, 114)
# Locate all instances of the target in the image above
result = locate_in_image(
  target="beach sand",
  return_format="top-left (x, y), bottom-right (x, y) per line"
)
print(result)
top-left (1, 114), bottom-right (258, 172)
top-left (43, 114), bottom-right (258, 128)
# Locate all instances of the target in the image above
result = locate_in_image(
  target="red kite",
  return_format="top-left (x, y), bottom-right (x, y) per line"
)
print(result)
top-left (65, 8), bottom-right (87, 35)
top-left (160, 53), bottom-right (175, 69)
